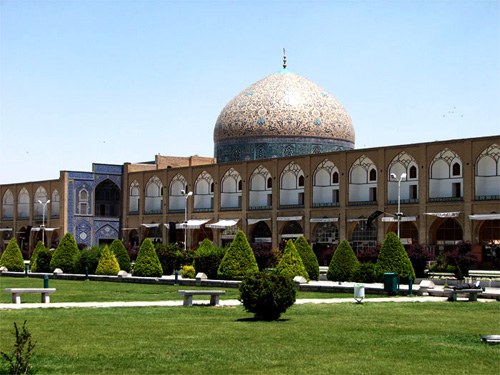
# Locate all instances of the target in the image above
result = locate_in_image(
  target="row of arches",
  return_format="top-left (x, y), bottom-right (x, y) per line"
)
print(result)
top-left (2, 187), bottom-right (60, 220)
top-left (129, 145), bottom-right (500, 214)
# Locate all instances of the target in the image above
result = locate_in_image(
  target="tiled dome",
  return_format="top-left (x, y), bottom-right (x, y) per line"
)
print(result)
top-left (213, 68), bottom-right (355, 162)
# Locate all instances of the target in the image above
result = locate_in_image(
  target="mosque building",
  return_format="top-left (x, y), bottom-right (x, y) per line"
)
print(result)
top-left (1, 55), bottom-right (499, 267)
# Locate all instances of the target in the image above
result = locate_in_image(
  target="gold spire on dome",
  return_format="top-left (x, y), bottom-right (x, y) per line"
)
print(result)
top-left (282, 48), bottom-right (287, 69)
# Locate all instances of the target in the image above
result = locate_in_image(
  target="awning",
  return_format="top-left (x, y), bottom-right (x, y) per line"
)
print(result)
top-left (281, 233), bottom-right (304, 238)
top-left (247, 218), bottom-right (271, 225)
top-left (347, 218), bottom-right (367, 222)
top-left (277, 216), bottom-right (302, 221)
top-left (176, 219), bottom-right (211, 229)
top-left (122, 227), bottom-right (138, 231)
top-left (381, 216), bottom-right (417, 222)
top-left (469, 214), bottom-right (500, 221)
top-left (0, 228), bottom-right (12, 232)
top-left (206, 219), bottom-right (239, 229)
top-left (141, 223), bottom-right (160, 228)
top-left (425, 212), bottom-right (460, 218)
top-left (31, 227), bottom-right (59, 232)
top-left (310, 217), bottom-right (338, 223)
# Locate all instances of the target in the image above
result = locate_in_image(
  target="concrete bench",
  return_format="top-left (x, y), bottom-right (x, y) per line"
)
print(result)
top-left (468, 270), bottom-right (500, 281)
top-left (178, 290), bottom-right (225, 306)
top-left (445, 288), bottom-right (483, 302)
top-left (3, 288), bottom-right (56, 304)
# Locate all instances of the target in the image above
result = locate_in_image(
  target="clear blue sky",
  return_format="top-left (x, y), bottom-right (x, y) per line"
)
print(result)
top-left (1, 0), bottom-right (499, 184)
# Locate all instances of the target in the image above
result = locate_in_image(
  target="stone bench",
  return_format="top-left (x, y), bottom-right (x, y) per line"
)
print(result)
top-left (445, 288), bottom-right (483, 302)
top-left (468, 270), bottom-right (500, 281)
top-left (3, 288), bottom-right (56, 304)
top-left (177, 290), bottom-right (225, 306)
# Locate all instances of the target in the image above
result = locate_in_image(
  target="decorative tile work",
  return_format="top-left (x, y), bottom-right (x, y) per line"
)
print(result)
top-left (214, 69), bottom-right (355, 162)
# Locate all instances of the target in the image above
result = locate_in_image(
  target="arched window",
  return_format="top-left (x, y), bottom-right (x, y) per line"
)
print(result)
top-left (267, 177), bottom-right (272, 189)
top-left (298, 175), bottom-right (305, 187)
top-left (2, 190), bottom-right (14, 219)
top-left (18, 188), bottom-right (30, 218)
top-left (238, 180), bottom-right (243, 191)
top-left (369, 168), bottom-right (377, 181)
top-left (409, 165), bottom-right (417, 179)
top-left (129, 181), bottom-right (140, 213)
top-left (452, 162), bottom-right (461, 176)
top-left (79, 189), bottom-right (89, 215)
top-left (332, 172), bottom-right (339, 184)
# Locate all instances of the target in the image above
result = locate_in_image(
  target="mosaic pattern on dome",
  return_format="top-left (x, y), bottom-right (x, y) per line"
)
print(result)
top-left (213, 70), bottom-right (355, 143)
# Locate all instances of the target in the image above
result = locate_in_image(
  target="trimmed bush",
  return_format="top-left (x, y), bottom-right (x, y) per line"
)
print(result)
top-left (294, 236), bottom-right (320, 280)
top-left (407, 244), bottom-right (433, 278)
top-left (96, 245), bottom-right (121, 275)
top-left (239, 271), bottom-right (296, 321)
top-left (156, 243), bottom-right (183, 275)
top-left (251, 242), bottom-right (280, 271)
top-left (193, 239), bottom-right (226, 279)
top-left (217, 230), bottom-right (259, 280)
top-left (109, 239), bottom-right (131, 272)
top-left (80, 246), bottom-right (102, 275)
top-left (132, 238), bottom-right (163, 277)
top-left (181, 265), bottom-right (195, 279)
top-left (353, 262), bottom-right (377, 283)
top-left (33, 247), bottom-right (53, 273)
top-left (327, 239), bottom-right (360, 282)
top-left (0, 238), bottom-right (24, 272)
top-left (29, 241), bottom-right (46, 273)
top-left (50, 233), bottom-right (81, 273)
top-left (276, 239), bottom-right (309, 281)
top-left (376, 232), bottom-right (416, 281)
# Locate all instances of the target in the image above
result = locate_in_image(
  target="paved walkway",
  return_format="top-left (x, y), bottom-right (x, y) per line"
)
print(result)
top-left (2, 294), bottom-right (499, 310)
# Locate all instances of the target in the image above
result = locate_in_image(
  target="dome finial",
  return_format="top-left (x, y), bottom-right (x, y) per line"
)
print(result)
top-left (282, 48), bottom-right (287, 69)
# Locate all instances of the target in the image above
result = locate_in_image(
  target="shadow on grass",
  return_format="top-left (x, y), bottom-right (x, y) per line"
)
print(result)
top-left (236, 317), bottom-right (291, 322)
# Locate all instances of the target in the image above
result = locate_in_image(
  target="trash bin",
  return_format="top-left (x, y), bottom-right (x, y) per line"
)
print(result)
top-left (384, 272), bottom-right (399, 295)
top-left (354, 284), bottom-right (365, 303)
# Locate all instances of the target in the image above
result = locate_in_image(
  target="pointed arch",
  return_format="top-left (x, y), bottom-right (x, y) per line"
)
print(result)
top-left (51, 190), bottom-right (60, 218)
top-left (17, 188), bottom-right (30, 219)
top-left (249, 165), bottom-right (273, 209)
top-left (475, 144), bottom-right (500, 198)
top-left (129, 180), bottom-right (140, 213)
top-left (313, 159), bottom-right (340, 206)
top-left (145, 176), bottom-right (163, 214)
top-left (169, 173), bottom-right (188, 211)
top-left (429, 148), bottom-right (463, 200)
top-left (221, 168), bottom-right (242, 209)
top-left (349, 155), bottom-right (377, 203)
top-left (194, 171), bottom-right (214, 210)
top-left (2, 189), bottom-right (14, 219)
top-left (280, 161), bottom-right (305, 207)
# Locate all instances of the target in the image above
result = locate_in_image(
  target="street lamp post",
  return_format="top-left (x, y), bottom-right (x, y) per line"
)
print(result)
top-left (390, 173), bottom-right (406, 238)
top-left (38, 199), bottom-right (51, 245)
top-left (181, 190), bottom-right (193, 251)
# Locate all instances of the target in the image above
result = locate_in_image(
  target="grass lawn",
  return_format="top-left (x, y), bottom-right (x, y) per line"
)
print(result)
top-left (0, 276), bottom-right (356, 303)
top-left (0, 277), bottom-right (499, 374)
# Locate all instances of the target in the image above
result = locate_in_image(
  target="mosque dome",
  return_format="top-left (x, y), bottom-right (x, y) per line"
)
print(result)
top-left (213, 61), bottom-right (355, 163)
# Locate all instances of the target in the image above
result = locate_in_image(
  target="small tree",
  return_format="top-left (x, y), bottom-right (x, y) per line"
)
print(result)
top-left (79, 246), bottom-right (102, 275)
top-left (0, 238), bottom-right (24, 272)
top-left (239, 271), bottom-right (296, 321)
top-left (29, 241), bottom-right (46, 273)
top-left (193, 239), bottom-right (226, 279)
top-left (50, 233), bottom-right (81, 273)
top-left (276, 239), bottom-right (309, 281)
top-left (0, 321), bottom-right (36, 375)
top-left (376, 232), bottom-right (416, 281)
top-left (132, 238), bottom-right (163, 277)
top-left (95, 245), bottom-right (121, 275)
top-left (217, 230), bottom-right (259, 280)
top-left (327, 239), bottom-right (360, 282)
top-left (33, 247), bottom-right (52, 273)
top-left (109, 239), bottom-right (131, 272)
top-left (294, 236), bottom-right (320, 280)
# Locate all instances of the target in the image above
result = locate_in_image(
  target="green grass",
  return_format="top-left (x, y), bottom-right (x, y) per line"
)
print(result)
top-left (0, 303), bottom-right (498, 374)
top-left (1, 277), bottom-right (499, 374)
top-left (0, 276), bottom-right (355, 303)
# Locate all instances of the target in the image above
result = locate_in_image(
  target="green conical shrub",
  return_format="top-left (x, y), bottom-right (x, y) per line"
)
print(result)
top-left (294, 236), bottom-right (320, 280)
top-left (33, 246), bottom-right (53, 273)
top-left (276, 239), bottom-right (309, 281)
top-left (96, 245), bottom-right (121, 275)
top-left (50, 233), bottom-right (81, 273)
top-left (217, 230), bottom-right (259, 280)
top-left (132, 238), bottom-right (163, 277)
top-left (327, 239), bottom-right (360, 282)
top-left (376, 232), bottom-right (416, 280)
top-left (30, 241), bottom-right (46, 272)
top-left (0, 238), bottom-right (24, 272)
top-left (109, 239), bottom-right (131, 272)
